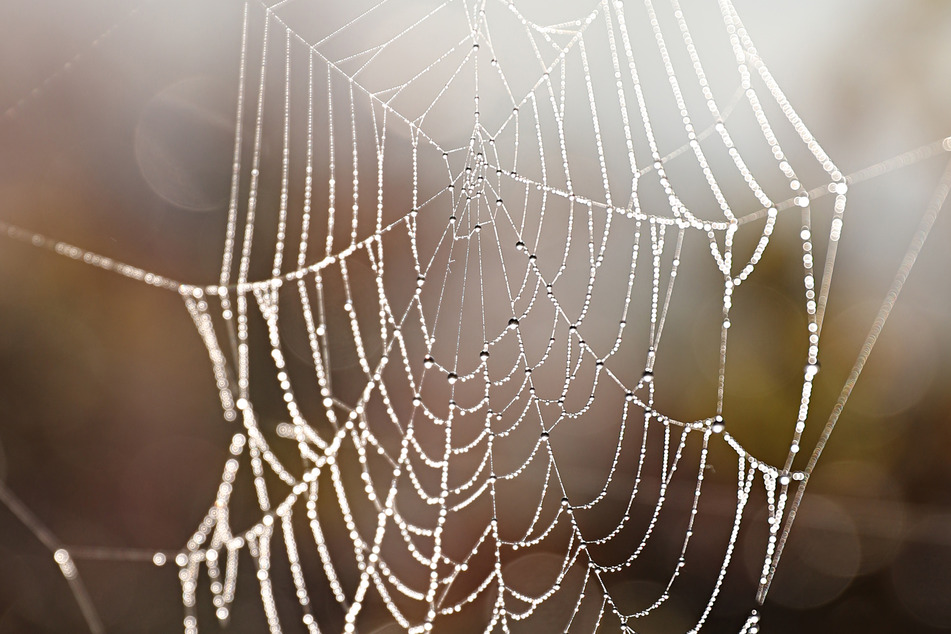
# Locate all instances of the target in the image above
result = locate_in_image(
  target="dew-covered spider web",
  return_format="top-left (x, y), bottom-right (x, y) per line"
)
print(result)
top-left (2, 0), bottom-right (951, 632)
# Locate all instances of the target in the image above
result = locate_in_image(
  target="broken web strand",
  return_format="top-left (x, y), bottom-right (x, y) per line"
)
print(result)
top-left (0, 1), bottom-right (950, 633)
top-left (0, 481), bottom-right (106, 634)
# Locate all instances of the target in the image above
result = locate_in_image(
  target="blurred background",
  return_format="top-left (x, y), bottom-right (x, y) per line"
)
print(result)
top-left (1, 0), bottom-right (950, 632)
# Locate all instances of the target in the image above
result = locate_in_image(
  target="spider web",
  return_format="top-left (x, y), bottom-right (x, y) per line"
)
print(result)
top-left (1, 0), bottom-right (950, 632)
